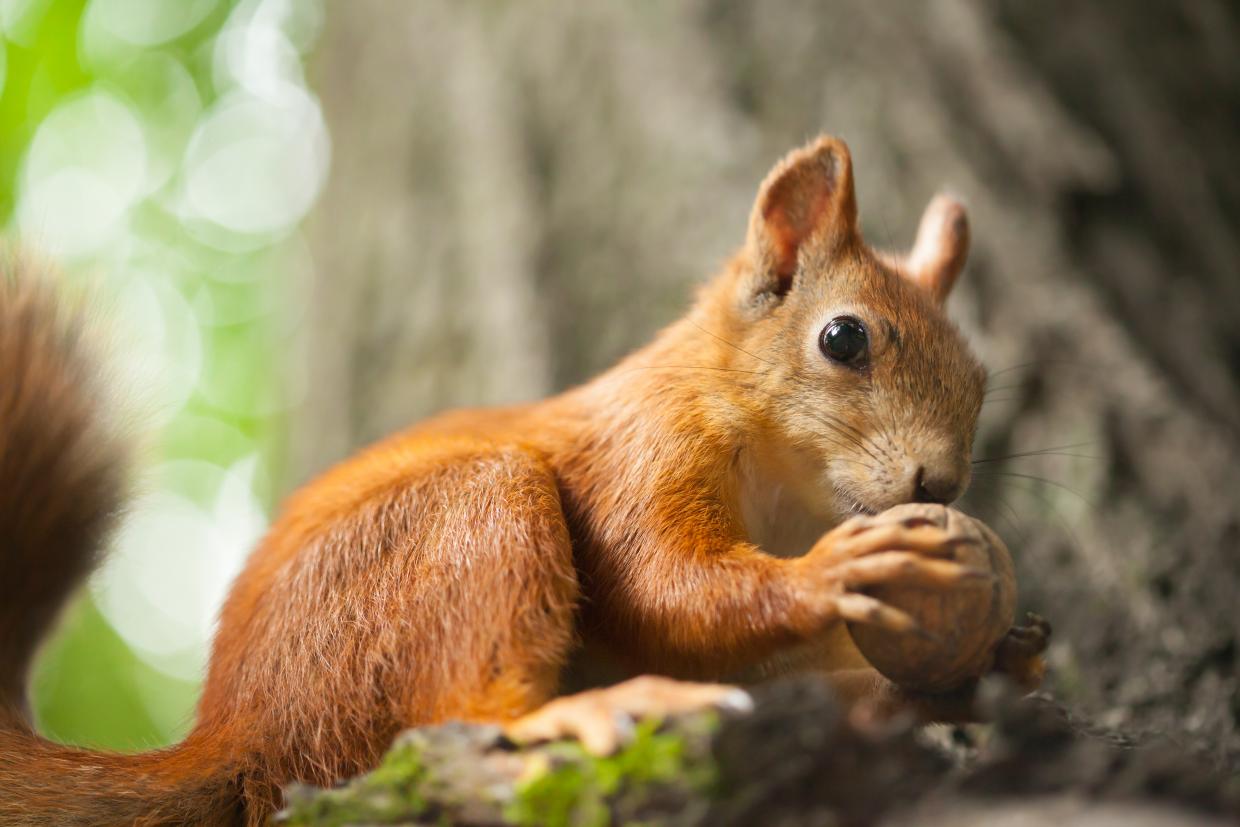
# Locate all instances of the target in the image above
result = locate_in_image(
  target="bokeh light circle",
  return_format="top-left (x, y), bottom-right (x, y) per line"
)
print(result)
top-left (182, 88), bottom-right (329, 237)
top-left (18, 89), bottom-right (148, 258)
top-left (84, 0), bottom-right (218, 47)
top-left (91, 457), bottom-right (267, 682)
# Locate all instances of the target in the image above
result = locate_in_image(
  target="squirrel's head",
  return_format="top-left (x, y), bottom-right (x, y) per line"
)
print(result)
top-left (705, 135), bottom-right (985, 520)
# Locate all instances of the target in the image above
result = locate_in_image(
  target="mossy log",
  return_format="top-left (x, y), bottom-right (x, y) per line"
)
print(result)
top-left (276, 677), bottom-right (1238, 826)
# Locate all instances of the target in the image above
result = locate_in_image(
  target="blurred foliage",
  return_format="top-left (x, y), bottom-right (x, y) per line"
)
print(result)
top-left (2, 0), bottom-right (327, 749)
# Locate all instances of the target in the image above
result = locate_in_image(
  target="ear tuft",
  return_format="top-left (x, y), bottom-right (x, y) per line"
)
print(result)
top-left (904, 194), bottom-right (970, 304)
top-left (746, 136), bottom-right (858, 298)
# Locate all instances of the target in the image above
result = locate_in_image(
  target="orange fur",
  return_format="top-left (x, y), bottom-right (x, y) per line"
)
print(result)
top-left (0, 135), bottom-right (984, 824)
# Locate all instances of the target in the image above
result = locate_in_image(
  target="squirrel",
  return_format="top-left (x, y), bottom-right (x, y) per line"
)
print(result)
top-left (0, 135), bottom-right (1046, 825)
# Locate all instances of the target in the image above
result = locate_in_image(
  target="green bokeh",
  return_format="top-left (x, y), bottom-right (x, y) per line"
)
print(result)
top-left (31, 599), bottom-right (199, 750)
top-left (3, 0), bottom-right (318, 750)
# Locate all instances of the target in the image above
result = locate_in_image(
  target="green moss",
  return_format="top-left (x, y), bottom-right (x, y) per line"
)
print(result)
top-left (277, 714), bottom-right (722, 826)
top-left (366, 738), bottom-right (431, 801)
top-left (506, 715), bottom-right (719, 827)
top-left (277, 738), bottom-right (430, 826)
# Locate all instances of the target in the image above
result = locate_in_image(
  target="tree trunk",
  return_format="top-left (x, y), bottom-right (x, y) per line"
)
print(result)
top-left (301, 0), bottom-right (1240, 767)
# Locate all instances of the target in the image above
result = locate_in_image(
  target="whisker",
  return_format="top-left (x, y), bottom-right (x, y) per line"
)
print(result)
top-left (993, 492), bottom-right (1030, 548)
top-left (970, 470), bottom-right (1096, 509)
top-left (868, 396), bottom-right (902, 470)
top-left (986, 473), bottom-right (1088, 556)
top-left (973, 452), bottom-right (1100, 464)
top-left (754, 381), bottom-right (889, 468)
top-left (686, 318), bottom-right (775, 366)
top-left (986, 361), bottom-right (1041, 380)
top-left (815, 406), bottom-right (870, 445)
top-left (786, 371), bottom-right (876, 444)
top-left (986, 359), bottom-right (1108, 381)
top-left (810, 407), bottom-right (887, 466)
top-left (616, 364), bottom-right (768, 378)
top-left (961, 477), bottom-right (1029, 548)
top-left (718, 376), bottom-right (881, 463)
top-left (973, 443), bottom-right (1100, 465)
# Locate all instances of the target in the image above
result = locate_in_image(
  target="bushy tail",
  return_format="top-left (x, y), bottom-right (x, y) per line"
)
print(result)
top-left (0, 259), bottom-right (124, 712)
top-left (0, 260), bottom-right (240, 825)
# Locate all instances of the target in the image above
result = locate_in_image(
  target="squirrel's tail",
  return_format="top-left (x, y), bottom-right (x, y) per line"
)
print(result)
top-left (0, 260), bottom-right (241, 825)
top-left (0, 258), bottom-right (124, 718)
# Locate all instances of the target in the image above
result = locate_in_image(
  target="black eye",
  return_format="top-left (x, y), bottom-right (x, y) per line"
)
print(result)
top-left (819, 316), bottom-right (869, 366)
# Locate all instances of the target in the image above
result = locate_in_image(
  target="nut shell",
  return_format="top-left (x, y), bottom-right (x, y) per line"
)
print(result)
top-left (846, 504), bottom-right (1016, 692)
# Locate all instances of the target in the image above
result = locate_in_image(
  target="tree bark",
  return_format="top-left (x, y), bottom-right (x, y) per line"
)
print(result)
top-left (301, 0), bottom-right (1240, 766)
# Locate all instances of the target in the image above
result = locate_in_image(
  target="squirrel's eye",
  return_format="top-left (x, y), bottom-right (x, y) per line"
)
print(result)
top-left (819, 317), bottom-right (869, 366)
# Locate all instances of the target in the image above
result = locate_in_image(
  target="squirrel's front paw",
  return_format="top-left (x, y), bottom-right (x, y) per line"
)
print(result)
top-left (796, 508), bottom-right (990, 636)
top-left (991, 612), bottom-right (1052, 690)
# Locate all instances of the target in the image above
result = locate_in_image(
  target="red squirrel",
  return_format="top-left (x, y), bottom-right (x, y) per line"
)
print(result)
top-left (0, 136), bottom-right (1036, 825)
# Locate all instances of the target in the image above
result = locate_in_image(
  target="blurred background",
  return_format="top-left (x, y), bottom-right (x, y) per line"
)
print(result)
top-left (12, 0), bottom-right (1240, 766)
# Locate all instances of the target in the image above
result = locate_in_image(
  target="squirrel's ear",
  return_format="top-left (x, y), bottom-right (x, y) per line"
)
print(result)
top-left (901, 195), bottom-right (970, 304)
top-left (745, 135), bottom-right (858, 299)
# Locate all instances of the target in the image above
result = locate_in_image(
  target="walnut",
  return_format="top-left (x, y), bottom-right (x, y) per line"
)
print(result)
top-left (847, 504), bottom-right (1017, 693)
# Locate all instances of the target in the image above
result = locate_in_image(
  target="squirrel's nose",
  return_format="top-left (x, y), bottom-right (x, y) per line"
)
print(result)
top-left (912, 465), bottom-right (966, 505)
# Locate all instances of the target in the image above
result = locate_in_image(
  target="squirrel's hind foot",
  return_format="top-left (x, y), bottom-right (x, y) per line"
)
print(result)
top-left (504, 675), bottom-right (752, 756)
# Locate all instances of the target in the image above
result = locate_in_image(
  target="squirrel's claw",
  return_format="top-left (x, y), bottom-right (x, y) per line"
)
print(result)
top-left (991, 612), bottom-right (1052, 691)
